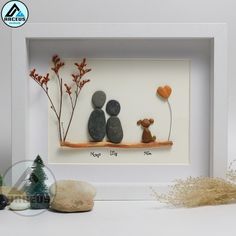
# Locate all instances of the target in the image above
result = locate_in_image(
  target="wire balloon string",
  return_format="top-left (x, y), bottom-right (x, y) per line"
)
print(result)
top-left (167, 99), bottom-right (172, 141)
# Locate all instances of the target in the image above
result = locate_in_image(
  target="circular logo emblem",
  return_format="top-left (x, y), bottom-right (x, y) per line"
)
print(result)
top-left (2, 160), bottom-right (56, 217)
top-left (1, 1), bottom-right (29, 28)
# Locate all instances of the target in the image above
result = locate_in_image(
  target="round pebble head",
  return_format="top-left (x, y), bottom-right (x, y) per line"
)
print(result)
top-left (92, 91), bottom-right (106, 108)
top-left (106, 100), bottom-right (121, 116)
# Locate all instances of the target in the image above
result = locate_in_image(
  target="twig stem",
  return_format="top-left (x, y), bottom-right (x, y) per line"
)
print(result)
top-left (63, 82), bottom-right (81, 141)
top-left (167, 99), bottom-right (172, 141)
top-left (55, 73), bottom-right (63, 142)
top-left (33, 79), bottom-right (62, 141)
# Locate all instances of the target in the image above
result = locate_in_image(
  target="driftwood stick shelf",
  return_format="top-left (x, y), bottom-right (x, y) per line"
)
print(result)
top-left (60, 141), bottom-right (173, 149)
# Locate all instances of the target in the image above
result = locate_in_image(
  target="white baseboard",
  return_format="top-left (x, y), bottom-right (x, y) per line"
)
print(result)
top-left (94, 182), bottom-right (173, 200)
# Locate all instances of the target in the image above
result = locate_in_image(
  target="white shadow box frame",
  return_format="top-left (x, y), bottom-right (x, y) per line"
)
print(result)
top-left (12, 23), bottom-right (228, 200)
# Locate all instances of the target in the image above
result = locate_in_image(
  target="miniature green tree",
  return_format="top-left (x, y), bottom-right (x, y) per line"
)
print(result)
top-left (27, 155), bottom-right (48, 196)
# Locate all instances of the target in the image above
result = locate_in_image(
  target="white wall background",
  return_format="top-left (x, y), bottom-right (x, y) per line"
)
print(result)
top-left (0, 0), bottom-right (235, 174)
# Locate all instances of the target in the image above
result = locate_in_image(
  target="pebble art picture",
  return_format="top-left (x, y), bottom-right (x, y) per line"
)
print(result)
top-left (29, 56), bottom-right (190, 164)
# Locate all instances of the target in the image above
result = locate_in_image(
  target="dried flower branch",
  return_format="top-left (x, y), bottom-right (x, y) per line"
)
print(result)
top-left (29, 55), bottom-right (91, 143)
top-left (63, 58), bottom-right (91, 141)
top-left (226, 160), bottom-right (236, 182)
top-left (151, 163), bottom-right (236, 208)
top-left (29, 69), bottom-right (58, 118)
top-left (51, 55), bottom-right (64, 142)
top-left (64, 83), bottom-right (72, 95)
top-left (51, 55), bottom-right (65, 74)
top-left (151, 177), bottom-right (236, 208)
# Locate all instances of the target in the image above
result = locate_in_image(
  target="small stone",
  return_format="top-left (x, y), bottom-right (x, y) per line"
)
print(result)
top-left (106, 117), bottom-right (123, 143)
top-left (9, 199), bottom-right (30, 211)
top-left (106, 100), bottom-right (121, 116)
top-left (49, 180), bottom-right (96, 213)
top-left (0, 194), bottom-right (8, 210)
top-left (88, 109), bottom-right (106, 141)
top-left (92, 91), bottom-right (106, 109)
top-left (30, 193), bottom-right (50, 209)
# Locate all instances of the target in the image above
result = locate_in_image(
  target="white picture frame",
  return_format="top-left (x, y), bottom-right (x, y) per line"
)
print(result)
top-left (12, 23), bottom-right (228, 200)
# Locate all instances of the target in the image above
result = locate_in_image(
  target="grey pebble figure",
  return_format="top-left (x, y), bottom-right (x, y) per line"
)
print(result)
top-left (88, 91), bottom-right (107, 142)
top-left (106, 100), bottom-right (123, 143)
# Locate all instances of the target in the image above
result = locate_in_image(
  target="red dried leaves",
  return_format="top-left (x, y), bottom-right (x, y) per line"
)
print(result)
top-left (66, 58), bottom-right (91, 94)
top-left (29, 69), bottom-right (50, 88)
top-left (64, 83), bottom-right (72, 95)
top-left (74, 58), bottom-right (91, 76)
top-left (79, 79), bottom-right (90, 89)
top-left (51, 55), bottom-right (64, 74)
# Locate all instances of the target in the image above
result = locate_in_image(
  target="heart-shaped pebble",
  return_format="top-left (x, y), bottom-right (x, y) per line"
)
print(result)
top-left (157, 85), bottom-right (172, 99)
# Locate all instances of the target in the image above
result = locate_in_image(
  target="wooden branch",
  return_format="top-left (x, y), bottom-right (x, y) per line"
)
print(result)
top-left (60, 141), bottom-right (173, 149)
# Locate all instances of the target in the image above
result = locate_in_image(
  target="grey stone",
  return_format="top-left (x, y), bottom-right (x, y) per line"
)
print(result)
top-left (106, 100), bottom-right (121, 116)
top-left (106, 117), bottom-right (123, 143)
top-left (92, 91), bottom-right (106, 108)
top-left (88, 109), bottom-right (106, 141)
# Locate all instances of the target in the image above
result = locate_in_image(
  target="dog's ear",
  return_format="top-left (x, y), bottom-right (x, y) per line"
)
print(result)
top-left (149, 118), bottom-right (154, 124)
top-left (137, 120), bottom-right (142, 126)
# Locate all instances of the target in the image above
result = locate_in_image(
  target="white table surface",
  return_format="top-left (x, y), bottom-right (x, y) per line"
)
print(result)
top-left (1, 201), bottom-right (236, 236)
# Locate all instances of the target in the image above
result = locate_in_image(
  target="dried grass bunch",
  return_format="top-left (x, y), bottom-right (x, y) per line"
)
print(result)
top-left (152, 162), bottom-right (236, 207)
